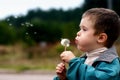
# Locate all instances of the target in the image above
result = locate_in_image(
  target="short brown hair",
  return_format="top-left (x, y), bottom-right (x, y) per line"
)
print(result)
top-left (82, 8), bottom-right (120, 48)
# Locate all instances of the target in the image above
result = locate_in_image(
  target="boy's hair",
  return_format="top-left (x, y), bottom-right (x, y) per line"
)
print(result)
top-left (82, 8), bottom-right (120, 48)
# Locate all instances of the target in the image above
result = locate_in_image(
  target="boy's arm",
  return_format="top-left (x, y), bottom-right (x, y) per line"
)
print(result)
top-left (67, 58), bottom-right (120, 80)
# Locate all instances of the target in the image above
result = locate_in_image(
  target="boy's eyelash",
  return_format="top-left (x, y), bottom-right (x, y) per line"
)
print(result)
top-left (79, 26), bottom-right (87, 31)
top-left (80, 28), bottom-right (87, 31)
top-left (83, 28), bottom-right (87, 31)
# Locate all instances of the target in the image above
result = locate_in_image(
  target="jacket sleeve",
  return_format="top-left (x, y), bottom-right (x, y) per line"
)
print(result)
top-left (66, 58), bottom-right (120, 80)
top-left (53, 76), bottom-right (60, 80)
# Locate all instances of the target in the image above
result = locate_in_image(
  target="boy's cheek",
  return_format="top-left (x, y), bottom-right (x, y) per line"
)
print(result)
top-left (78, 36), bottom-right (91, 44)
top-left (77, 38), bottom-right (86, 45)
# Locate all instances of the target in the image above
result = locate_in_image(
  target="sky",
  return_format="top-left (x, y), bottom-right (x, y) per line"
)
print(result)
top-left (0, 0), bottom-right (84, 19)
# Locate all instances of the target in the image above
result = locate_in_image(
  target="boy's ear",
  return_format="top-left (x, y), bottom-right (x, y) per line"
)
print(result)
top-left (97, 33), bottom-right (107, 43)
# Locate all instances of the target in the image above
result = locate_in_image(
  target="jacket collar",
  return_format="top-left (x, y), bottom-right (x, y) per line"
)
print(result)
top-left (96, 46), bottom-right (118, 62)
top-left (81, 46), bottom-right (118, 63)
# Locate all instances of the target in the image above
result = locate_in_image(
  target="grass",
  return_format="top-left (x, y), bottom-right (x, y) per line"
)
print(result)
top-left (0, 43), bottom-right (63, 72)
top-left (0, 57), bottom-right (60, 72)
top-left (0, 42), bottom-right (120, 72)
top-left (0, 58), bottom-right (59, 72)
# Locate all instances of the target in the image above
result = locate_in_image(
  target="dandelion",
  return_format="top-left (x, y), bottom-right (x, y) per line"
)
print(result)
top-left (61, 38), bottom-right (70, 51)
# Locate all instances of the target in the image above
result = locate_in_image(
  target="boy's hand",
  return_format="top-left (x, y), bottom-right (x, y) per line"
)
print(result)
top-left (56, 63), bottom-right (67, 80)
top-left (60, 51), bottom-right (75, 63)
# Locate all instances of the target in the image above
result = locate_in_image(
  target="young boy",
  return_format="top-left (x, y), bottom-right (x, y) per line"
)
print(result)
top-left (54, 8), bottom-right (120, 80)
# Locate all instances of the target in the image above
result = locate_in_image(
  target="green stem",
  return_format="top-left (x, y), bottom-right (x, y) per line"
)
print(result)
top-left (64, 46), bottom-right (66, 51)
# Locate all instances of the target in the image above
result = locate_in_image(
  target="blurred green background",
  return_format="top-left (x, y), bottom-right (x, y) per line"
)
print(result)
top-left (0, 0), bottom-right (120, 72)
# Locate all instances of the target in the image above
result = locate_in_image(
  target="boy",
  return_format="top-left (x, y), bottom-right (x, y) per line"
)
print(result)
top-left (54, 8), bottom-right (120, 80)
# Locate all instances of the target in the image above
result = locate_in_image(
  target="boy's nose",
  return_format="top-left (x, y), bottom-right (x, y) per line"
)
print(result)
top-left (77, 31), bottom-right (81, 36)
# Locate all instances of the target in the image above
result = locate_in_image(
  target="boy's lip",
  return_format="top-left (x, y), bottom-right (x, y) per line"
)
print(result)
top-left (75, 39), bottom-right (78, 44)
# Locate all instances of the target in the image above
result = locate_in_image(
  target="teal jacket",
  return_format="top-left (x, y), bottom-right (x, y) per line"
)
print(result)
top-left (54, 46), bottom-right (120, 80)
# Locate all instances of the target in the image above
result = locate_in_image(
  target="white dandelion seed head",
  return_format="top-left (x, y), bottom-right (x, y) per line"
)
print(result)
top-left (61, 38), bottom-right (70, 47)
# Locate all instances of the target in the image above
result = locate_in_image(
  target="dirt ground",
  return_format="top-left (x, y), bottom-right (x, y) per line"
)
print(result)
top-left (0, 70), bottom-right (56, 80)
top-left (0, 73), bottom-right (55, 80)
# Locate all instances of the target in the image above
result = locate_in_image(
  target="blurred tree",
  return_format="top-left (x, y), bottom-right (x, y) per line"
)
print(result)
top-left (2, 0), bottom-right (119, 45)
top-left (25, 19), bottom-right (62, 43)
top-left (12, 8), bottom-right (82, 43)
top-left (81, 0), bottom-right (120, 16)
top-left (0, 21), bottom-right (16, 44)
top-left (112, 0), bottom-right (120, 15)
top-left (82, 0), bottom-right (107, 11)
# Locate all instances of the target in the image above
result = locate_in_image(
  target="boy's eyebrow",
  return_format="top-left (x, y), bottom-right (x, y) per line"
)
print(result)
top-left (79, 25), bottom-right (85, 28)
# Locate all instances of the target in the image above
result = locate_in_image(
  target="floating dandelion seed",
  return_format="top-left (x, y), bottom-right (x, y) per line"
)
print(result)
top-left (34, 32), bottom-right (37, 34)
top-left (7, 19), bottom-right (10, 21)
top-left (26, 32), bottom-right (29, 35)
top-left (24, 22), bottom-right (34, 27)
top-left (25, 22), bottom-right (30, 25)
top-left (9, 23), bottom-right (12, 26)
top-left (21, 23), bottom-right (24, 26)
top-left (14, 16), bottom-right (18, 19)
top-left (61, 38), bottom-right (70, 51)
top-left (30, 24), bottom-right (33, 27)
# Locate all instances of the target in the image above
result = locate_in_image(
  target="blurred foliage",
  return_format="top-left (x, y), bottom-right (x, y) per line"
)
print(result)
top-left (0, 0), bottom-right (120, 71)
top-left (0, 21), bottom-right (16, 44)
top-left (82, 0), bottom-right (120, 15)
top-left (0, 43), bottom-right (81, 71)
top-left (0, 0), bottom-right (120, 45)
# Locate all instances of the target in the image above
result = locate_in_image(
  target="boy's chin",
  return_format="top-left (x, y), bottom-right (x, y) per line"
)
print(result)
top-left (77, 46), bottom-right (86, 52)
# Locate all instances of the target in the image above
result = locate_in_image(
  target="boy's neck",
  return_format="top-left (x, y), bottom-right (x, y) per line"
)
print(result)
top-left (87, 45), bottom-right (107, 53)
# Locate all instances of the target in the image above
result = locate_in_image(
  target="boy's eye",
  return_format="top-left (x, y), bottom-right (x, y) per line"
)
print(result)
top-left (79, 26), bottom-right (87, 31)
top-left (83, 28), bottom-right (87, 31)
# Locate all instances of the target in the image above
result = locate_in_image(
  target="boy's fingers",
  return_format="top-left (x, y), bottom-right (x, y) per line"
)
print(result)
top-left (56, 67), bottom-right (63, 73)
top-left (57, 63), bottom-right (65, 67)
top-left (56, 63), bottom-right (66, 73)
top-left (56, 67), bottom-right (66, 74)
top-left (60, 51), bottom-right (67, 57)
top-left (56, 64), bottom-right (64, 70)
top-left (56, 69), bottom-right (62, 73)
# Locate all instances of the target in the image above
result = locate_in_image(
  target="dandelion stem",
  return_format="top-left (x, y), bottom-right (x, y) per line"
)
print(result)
top-left (64, 46), bottom-right (66, 51)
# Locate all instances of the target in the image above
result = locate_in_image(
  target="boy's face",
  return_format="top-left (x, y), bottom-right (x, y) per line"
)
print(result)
top-left (75, 17), bottom-right (99, 52)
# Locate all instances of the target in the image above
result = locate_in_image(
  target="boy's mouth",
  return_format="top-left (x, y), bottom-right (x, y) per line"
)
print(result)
top-left (75, 39), bottom-right (78, 44)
